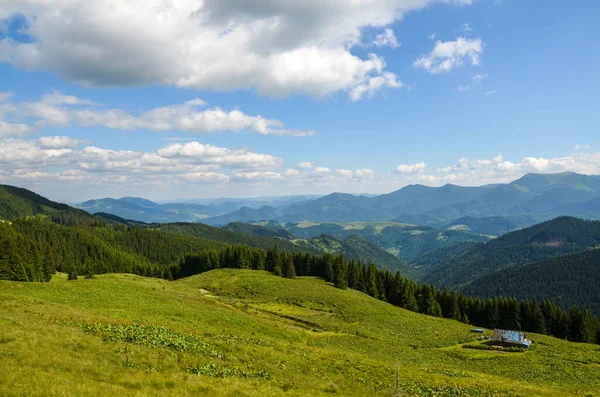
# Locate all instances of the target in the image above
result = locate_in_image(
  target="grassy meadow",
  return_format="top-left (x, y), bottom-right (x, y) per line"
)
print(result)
top-left (1, 269), bottom-right (599, 396)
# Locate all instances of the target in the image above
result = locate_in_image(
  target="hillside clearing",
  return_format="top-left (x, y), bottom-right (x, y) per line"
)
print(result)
top-left (0, 270), bottom-right (599, 396)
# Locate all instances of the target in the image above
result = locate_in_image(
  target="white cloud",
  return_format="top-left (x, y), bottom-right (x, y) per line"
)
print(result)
top-left (0, 0), bottom-right (472, 100)
top-left (233, 171), bottom-right (283, 182)
top-left (0, 92), bottom-right (314, 137)
top-left (313, 167), bottom-right (332, 175)
top-left (4, 138), bottom-right (600, 200)
top-left (473, 73), bottom-right (488, 81)
top-left (373, 29), bottom-right (400, 48)
top-left (414, 37), bottom-right (483, 74)
top-left (76, 101), bottom-right (316, 137)
top-left (574, 144), bottom-right (591, 151)
top-left (0, 138), bottom-right (282, 183)
top-left (355, 169), bottom-right (376, 179)
top-left (485, 90), bottom-right (496, 96)
top-left (178, 172), bottom-right (230, 183)
top-left (427, 33), bottom-right (437, 40)
top-left (0, 92), bottom-right (13, 102)
top-left (461, 23), bottom-right (473, 32)
top-left (0, 121), bottom-right (32, 138)
top-left (297, 162), bottom-right (314, 169)
top-left (396, 162), bottom-right (427, 174)
top-left (38, 136), bottom-right (82, 149)
top-left (156, 142), bottom-right (283, 169)
top-left (336, 169), bottom-right (354, 178)
top-left (0, 139), bottom-right (74, 166)
top-left (435, 153), bottom-right (600, 185)
top-left (457, 85), bottom-right (471, 91)
top-left (349, 71), bottom-right (403, 101)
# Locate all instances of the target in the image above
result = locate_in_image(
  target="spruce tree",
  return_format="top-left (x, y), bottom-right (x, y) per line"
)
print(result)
top-left (282, 253), bottom-right (296, 279)
top-left (332, 255), bottom-right (348, 290)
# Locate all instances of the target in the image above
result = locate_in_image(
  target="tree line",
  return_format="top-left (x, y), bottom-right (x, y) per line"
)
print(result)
top-left (1, 219), bottom-right (599, 345)
top-left (180, 245), bottom-right (600, 345)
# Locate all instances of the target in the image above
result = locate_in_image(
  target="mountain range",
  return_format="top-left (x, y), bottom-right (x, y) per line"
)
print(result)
top-left (4, 175), bottom-right (600, 316)
top-left (74, 173), bottom-right (600, 234)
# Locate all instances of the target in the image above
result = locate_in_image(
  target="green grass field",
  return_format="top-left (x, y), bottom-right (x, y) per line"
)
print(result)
top-left (1, 270), bottom-right (599, 396)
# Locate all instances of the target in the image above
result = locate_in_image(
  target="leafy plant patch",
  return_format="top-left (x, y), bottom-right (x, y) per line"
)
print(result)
top-left (186, 362), bottom-right (271, 380)
top-left (58, 319), bottom-right (226, 358)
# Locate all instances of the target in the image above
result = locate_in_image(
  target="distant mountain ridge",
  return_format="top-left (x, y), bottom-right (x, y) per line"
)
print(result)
top-left (200, 172), bottom-right (600, 231)
top-left (74, 172), bottom-right (600, 230)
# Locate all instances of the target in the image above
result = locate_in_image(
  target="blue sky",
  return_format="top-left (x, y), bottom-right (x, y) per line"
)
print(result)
top-left (1, 0), bottom-right (599, 202)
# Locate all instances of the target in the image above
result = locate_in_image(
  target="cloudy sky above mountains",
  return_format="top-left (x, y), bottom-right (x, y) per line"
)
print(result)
top-left (0, 0), bottom-right (599, 201)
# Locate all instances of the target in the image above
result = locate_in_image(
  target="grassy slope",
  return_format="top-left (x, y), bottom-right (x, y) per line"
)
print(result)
top-left (0, 270), bottom-right (599, 396)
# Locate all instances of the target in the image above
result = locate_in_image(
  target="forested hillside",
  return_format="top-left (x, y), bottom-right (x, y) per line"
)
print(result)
top-left (0, 186), bottom-right (412, 280)
top-left (443, 216), bottom-right (532, 236)
top-left (462, 248), bottom-right (600, 316)
top-left (423, 217), bottom-right (600, 288)
top-left (222, 222), bottom-right (295, 239)
top-left (0, 184), bottom-right (91, 223)
top-left (282, 221), bottom-right (490, 263)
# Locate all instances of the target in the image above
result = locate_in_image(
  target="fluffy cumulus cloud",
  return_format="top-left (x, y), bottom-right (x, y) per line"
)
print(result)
top-left (435, 153), bottom-right (600, 185)
top-left (297, 162), bottom-right (314, 169)
top-left (0, 137), bottom-right (286, 187)
top-left (0, 121), bottom-right (31, 138)
top-left (414, 37), bottom-right (483, 74)
top-left (157, 142), bottom-right (283, 169)
top-left (349, 71), bottom-right (403, 101)
top-left (373, 29), bottom-right (400, 48)
top-left (0, 135), bottom-right (391, 198)
top-left (396, 162), bottom-right (427, 174)
top-left (0, 92), bottom-right (313, 137)
top-left (0, 0), bottom-right (472, 100)
top-left (336, 169), bottom-right (354, 178)
top-left (38, 136), bottom-right (83, 149)
top-left (4, 135), bottom-right (600, 199)
top-left (355, 169), bottom-right (376, 179)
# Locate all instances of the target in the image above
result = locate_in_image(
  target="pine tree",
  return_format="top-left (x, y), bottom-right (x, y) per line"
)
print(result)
top-left (332, 255), bottom-right (348, 290)
top-left (324, 254), bottom-right (334, 282)
top-left (282, 253), bottom-right (296, 279)
top-left (366, 263), bottom-right (379, 298)
top-left (67, 266), bottom-right (78, 281)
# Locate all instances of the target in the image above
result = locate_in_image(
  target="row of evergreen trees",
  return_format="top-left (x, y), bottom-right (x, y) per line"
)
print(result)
top-left (2, 218), bottom-right (599, 345)
top-left (180, 246), bottom-right (600, 344)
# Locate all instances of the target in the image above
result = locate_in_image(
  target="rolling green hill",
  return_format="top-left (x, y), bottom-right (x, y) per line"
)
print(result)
top-left (1, 270), bottom-right (599, 396)
top-left (423, 217), bottom-right (600, 289)
top-left (461, 248), bottom-right (600, 316)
